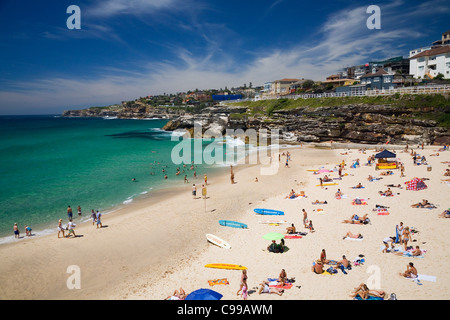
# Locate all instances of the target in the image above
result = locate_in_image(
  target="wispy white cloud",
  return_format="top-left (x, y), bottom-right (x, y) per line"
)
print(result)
top-left (85, 0), bottom-right (179, 17)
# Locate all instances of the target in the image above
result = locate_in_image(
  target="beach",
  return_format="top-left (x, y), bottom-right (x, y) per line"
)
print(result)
top-left (0, 144), bottom-right (449, 300)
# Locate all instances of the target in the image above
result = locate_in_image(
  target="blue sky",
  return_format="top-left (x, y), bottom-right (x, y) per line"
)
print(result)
top-left (0, 0), bottom-right (449, 114)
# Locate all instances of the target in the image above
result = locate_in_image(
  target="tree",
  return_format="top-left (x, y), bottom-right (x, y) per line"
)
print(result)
top-left (435, 73), bottom-right (445, 80)
top-left (302, 80), bottom-right (315, 89)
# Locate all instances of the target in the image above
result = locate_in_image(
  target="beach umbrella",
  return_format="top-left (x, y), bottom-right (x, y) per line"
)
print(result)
top-left (263, 232), bottom-right (285, 241)
top-left (374, 149), bottom-right (396, 158)
top-left (185, 288), bottom-right (223, 300)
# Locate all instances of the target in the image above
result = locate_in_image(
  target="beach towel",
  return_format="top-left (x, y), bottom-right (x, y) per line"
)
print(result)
top-left (354, 294), bottom-right (384, 300)
top-left (286, 195), bottom-right (307, 200)
top-left (208, 278), bottom-right (229, 286)
top-left (352, 201), bottom-right (368, 205)
top-left (417, 274), bottom-right (436, 282)
top-left (267, 279), bottom-right (293, 289)
top-left (344, 237), bottom-right (364, 241)
top-left (377, 211), bottom-right (390, 215)
top-left (406, 177), bottom-right (427, 191)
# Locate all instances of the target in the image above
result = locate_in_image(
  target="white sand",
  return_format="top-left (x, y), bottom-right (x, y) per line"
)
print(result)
top-left (0, 144), bottom-right (449, 300)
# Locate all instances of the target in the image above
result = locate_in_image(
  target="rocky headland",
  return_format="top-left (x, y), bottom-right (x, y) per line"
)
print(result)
top-left (63, 94), bottom-right (450, 145)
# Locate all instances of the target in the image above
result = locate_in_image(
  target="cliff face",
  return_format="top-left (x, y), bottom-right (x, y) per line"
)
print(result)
top-left (62, 97), bottom-right (450, 145)
top-left (162, 103), bottom-right (450, 145)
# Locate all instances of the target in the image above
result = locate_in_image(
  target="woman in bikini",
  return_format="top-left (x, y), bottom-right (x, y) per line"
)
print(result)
top-left (236, 269), bottom-right (248, 296)
top-left (401, 227), bottom-right (412, 251)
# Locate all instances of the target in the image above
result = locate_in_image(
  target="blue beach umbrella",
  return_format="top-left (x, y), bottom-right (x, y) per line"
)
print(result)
top-left (185, 288), bottom-right (223, 300)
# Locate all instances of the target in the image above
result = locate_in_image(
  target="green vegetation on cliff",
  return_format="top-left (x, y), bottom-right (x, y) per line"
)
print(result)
top-left (229, 94), bottom-right (450, 127)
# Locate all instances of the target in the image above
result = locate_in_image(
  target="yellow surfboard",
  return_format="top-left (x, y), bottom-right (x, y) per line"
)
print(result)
top-left (205, 263), bottom-right (247, 270)
top-left (315, 183), bottom-right (338, 186)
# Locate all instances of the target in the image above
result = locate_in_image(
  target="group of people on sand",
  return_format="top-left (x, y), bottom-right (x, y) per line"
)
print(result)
top-left (57, 206), bottom-right (104, 238)
top-left (191, 184), bottom-right (207, 199)
top-left (312, 249), bottom-right (353, 275)
top-left (13, 223), bottom-right (32, 239)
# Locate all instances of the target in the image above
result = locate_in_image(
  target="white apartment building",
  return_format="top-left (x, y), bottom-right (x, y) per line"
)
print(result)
top-left (409, 45), bottom-right (450, 79)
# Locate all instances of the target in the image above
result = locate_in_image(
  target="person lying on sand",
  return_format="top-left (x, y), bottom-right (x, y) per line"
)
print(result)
top-left (350, 283), bottom-right (386, 300)
top-left (411, 199), bottom-right (436, 208)
top-left (342, 214), bottom-right (369, 224)
top-left (380, 170), bottom-right (393, 176)
top-left (379, 188), bottom-right (393, 197)
top-left (354, 182), bottom-right (364, 188)
top-left (312, 200), bottom-right (327, 204)
top-left (386, 184), bottom-right (402, 188)
top-left (395, 245), bottom-right (422, 257)
top-left (258, 281), bottom-right (284, 296)
top-left (343, 231), bottom-right (363, 240)
top-left (438, 209), bottom-right (450, 218)
top-left (335, 189), bottom-right (343, 198)
top-left (323, 175), bottom-right (332, 182)
top-left (165, 288), bottom-right (187, 300)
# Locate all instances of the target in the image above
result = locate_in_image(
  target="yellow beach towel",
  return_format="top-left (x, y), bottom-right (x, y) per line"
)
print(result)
top-left (208, 278), bottom-right (229, 286)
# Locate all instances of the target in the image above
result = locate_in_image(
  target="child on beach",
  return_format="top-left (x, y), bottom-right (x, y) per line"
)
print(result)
top-left (24, 225), bottom-right (32, 236)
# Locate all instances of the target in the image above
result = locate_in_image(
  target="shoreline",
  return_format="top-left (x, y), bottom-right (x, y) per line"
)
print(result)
top-left (1, 143), bottom-right (449, 300)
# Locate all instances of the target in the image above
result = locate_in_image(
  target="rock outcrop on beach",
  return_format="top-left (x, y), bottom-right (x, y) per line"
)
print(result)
top-left (162, 101), bottom-right (450, 145)
top-left (63, 94), bottom-right (450, 145)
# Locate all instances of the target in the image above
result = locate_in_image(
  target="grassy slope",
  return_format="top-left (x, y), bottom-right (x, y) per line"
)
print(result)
top-left (229, 94), bottom-right (450, 127)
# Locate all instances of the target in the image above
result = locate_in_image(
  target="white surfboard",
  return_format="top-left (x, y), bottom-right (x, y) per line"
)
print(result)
top-left (259, 220), bottom-right (288, 224)
top-left (206, 234), bottom-right (231, 249)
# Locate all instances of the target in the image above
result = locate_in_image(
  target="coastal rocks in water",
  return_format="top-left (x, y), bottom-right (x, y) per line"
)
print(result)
top-left (63, 99), bottom-right (450, 145)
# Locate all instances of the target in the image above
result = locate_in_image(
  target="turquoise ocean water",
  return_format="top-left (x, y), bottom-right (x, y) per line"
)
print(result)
top-left (0, 115), bottom-right (246, 243)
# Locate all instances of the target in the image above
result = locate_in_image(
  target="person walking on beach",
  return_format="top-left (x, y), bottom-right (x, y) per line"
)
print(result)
top-left (13, 223), bottom-right (19, 239)
top-left (67, 220), bottom-right (77, 238)
top-left (192, 184), bottom-right (197, 199)
top-left (96, 210), bottom-right (102, 229)
top-left (236, 269), bottom-right (248, 297)
top-left (230, 165), bottom-right (235, 184)
top-left (77, 205), bottom-right (82, 217)
top-left (204, 174), bottom-right (208, 185)
top-left (67, 205), bottom-right (73, 220)
top-left (58, 219), bottom-right (65, 238)
top-left (202, 184), bottom-right (207, 199)
top-left (302, 209), bottom-right (308, 228)
top-left (91, 209), bottom-right (97, 225)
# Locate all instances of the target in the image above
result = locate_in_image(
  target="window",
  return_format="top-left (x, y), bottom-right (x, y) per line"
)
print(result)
top-left (373, 77), bottom-right (380, 82)
top-left (384, 77), bottom-right (391, 83)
